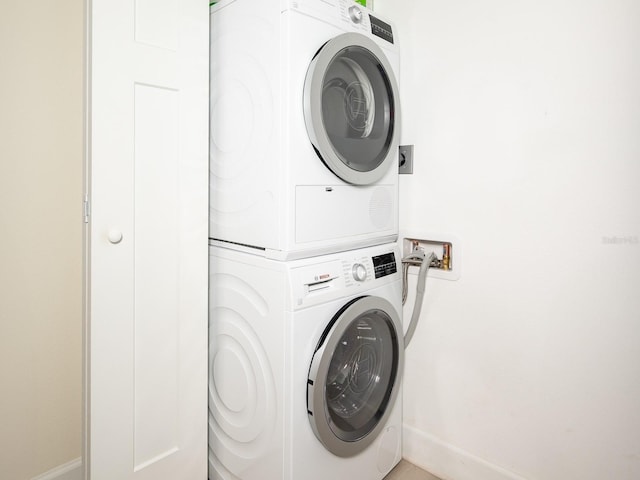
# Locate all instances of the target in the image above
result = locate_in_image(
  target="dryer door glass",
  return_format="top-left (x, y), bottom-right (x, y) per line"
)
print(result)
top-left (322, 46), bottom-right (393, 172)
top-left (304, 33), bottom-right (400, 185)
top-left (307, 296), bottom-right (402, 457)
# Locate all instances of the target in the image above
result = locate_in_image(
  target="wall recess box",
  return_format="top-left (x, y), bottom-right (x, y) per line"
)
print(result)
top-left (401, 232), bottom-right (462, 281)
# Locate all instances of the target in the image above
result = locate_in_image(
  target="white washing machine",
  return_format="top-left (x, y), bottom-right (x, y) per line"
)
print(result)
top-left (210, 0), bottom-right (401, 260)
top-left (208, 242), bottom-right (404, 479)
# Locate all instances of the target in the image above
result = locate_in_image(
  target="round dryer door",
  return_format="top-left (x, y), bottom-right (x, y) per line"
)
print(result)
top-left (304, 32), bottom-right (400, 185)
top-left (307, 296), bottom-right (403, 457)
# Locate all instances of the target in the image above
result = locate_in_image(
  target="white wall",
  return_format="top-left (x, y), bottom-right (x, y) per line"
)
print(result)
top-left (375, 1), bottom-right (640, 479)
top-left (0, 1), bottom-right (83, 478)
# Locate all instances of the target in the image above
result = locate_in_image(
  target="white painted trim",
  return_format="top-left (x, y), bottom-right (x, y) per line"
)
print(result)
top-left (31, 458), bottom-right (83, 480)
top-left (403, 426), bottom-right (527, 480)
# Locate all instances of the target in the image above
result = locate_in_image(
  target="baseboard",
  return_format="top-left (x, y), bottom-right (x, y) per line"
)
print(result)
top-left (402, 426), bottom-right (527, 480)
top-left (31, 457), bottom-right (83, 480)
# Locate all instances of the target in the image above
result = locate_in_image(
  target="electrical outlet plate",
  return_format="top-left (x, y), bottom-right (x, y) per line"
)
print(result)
top-left (399, 145), bottom-right (413, 174)
top-left (401, 231), bottom-right (462, 281)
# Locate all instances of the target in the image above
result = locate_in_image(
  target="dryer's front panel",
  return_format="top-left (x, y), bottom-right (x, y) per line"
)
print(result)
top-left (304, 30), bottom-right (400, 186)
top-left (306, 295), bottom-right (403, 457)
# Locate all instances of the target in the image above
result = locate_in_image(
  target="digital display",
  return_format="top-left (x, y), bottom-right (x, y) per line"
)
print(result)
top-left (369, 15), bottom-right (394, 44)
top-left (372, 252), bottom-right (397, 278)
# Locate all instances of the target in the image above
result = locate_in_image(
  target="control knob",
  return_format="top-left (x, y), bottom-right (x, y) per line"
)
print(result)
top-left (352, 263), bottom-right (367, 282)
top-left (348, 5), bottom-right (363, 23)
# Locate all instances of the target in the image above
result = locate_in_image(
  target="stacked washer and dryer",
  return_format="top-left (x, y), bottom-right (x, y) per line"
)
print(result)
top-left (209, 0), bottom-right (404, 479)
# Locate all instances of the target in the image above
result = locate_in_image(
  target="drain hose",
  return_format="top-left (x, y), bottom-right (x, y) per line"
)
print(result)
top-left (402, 251), bottom-right (437, 348)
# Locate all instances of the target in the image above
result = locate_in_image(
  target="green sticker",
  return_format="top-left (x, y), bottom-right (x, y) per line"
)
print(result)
top-left (354, 0), bottom-right (367, 6)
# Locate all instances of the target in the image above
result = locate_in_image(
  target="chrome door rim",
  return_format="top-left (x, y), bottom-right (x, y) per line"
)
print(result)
top-left (307, 296), bottom-right (403, 457)
top-left (303, 32), bottom-right (400, 186)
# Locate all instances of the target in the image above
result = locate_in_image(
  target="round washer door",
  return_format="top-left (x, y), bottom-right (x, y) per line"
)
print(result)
top-left (304, 32), bottom-right (400, 185)
top-left (307, 296), bottom-right (403, 457)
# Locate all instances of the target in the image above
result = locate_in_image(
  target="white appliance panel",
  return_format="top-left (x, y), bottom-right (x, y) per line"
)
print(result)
top-left (210, 0), bottom-right (400, 259)
top-left (208, 243), bottom-right (403, 479)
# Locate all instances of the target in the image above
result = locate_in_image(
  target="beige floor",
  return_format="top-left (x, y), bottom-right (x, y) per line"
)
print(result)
top-left (384, 460), bottom-right (442, 480)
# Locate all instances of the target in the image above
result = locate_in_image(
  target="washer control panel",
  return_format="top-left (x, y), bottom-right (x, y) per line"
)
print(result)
top-left (342, 256), bottom-right (372, 285)
top-left (352, 263), bottom-right (367, 282)
top-left (341, 251), bottom-right (398, 284)
top-left (290, 245), bottom-right (400, 308)
top-left (372, 252), bottom-right (397, 278)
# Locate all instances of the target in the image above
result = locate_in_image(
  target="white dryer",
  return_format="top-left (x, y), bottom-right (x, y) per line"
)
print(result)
top-left (210, 0), bottom-right (401, 260)
top-left (208, 242), bottom-right (404, 479)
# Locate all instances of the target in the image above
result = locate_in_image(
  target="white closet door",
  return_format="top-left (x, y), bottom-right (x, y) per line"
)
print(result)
top-left (86, 0), bottom-right (208, 479)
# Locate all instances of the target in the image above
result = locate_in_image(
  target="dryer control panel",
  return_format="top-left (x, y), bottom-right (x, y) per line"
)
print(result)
top-left (369, 15), bottom-right (394, 44)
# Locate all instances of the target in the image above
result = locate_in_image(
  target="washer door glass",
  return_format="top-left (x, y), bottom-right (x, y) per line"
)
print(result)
top-left (304, 33), bottom-right (400, 185)
top-left (307, 296), bottom-right (403, 457)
